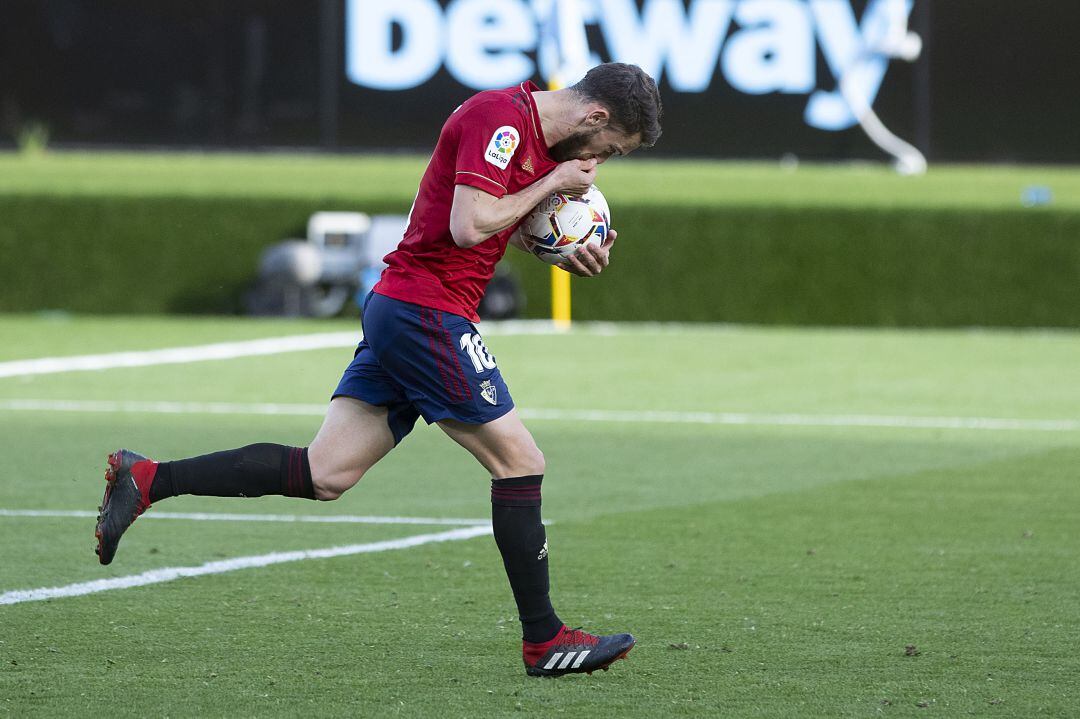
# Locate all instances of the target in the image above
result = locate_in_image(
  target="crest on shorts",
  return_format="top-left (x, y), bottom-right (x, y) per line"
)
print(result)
top-left (479, 380), bottom-right (498, 406)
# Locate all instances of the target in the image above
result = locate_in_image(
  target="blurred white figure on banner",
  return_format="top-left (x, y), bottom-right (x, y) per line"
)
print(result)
top-left (533, 0), bottom-right (595, 90)
top-left (807, 0), bottom-right (927, 175)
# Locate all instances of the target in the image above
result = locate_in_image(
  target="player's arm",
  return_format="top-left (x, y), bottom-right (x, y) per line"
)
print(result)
top-left (449, 159), bottom-right (597, 248)
top-left (507, 229), bottom-right (531, 253)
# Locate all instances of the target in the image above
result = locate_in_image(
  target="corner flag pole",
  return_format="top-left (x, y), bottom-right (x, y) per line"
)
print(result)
top-left (549, 224), bottom-right (573, 331)
top-left (548, 72), bottom-right (573, 331)
top-left (539, 0), bottom-right (591, 330)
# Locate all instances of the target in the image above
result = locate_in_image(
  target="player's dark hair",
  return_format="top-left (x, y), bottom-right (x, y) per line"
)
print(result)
top-left (571, 63), bottom-right (663, 148)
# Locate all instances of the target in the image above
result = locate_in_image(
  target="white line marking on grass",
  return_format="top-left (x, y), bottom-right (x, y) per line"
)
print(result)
top-left (1, 398), bottom-right (1078, 432)
top-left (0, 524), bottom-right (492, 606)
top-left (0, 399), bottom-right (329, 416)
top-left (0, 322), bottom-right (612, 379)
top-left (0, 332), bottom-right (360, 378)
top-left (0, 509), bottom-right (489, 526)
top-left (521, 408), bottom-right (1080, 433)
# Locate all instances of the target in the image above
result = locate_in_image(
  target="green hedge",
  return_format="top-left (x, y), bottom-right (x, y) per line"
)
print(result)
top-left (506, 205), bottom-right (1080, 327)
top-left (2, 194), bottom-right (1078, 327)
top-left (0, 195), bottom-right (395, 315)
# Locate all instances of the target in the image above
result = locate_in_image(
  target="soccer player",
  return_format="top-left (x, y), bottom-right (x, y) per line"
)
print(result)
top-left (95, 63), bottom-right (662, 678)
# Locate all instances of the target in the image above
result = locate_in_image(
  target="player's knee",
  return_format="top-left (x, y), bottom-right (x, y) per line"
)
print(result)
top-left (488, 444), bottom-right (543, 479)
top-left (312, 480), bottom-right (349, 501)
top-left (518, 444), bottom-right (545, 477)
top-left (313, 483), bottom-right (343, 501)
top-left (311, 467), bottom-right (365, 501)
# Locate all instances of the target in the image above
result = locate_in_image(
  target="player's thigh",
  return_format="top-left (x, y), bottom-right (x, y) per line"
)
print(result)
top-left (308, 396), bottom-right (396, 497)
top-left (438, 408), bottom-right (545, 479)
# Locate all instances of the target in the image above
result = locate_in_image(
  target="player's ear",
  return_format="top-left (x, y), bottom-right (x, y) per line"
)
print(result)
top-left (583, 104), bottom-right (610, 128)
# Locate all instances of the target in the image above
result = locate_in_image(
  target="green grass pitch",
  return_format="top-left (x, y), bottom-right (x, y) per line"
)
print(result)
top-left (1, 315), bottom-right (1079, 717)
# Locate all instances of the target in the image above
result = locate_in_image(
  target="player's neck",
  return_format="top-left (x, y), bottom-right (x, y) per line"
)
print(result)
top-left (531, 89), bottom-right (581, 149)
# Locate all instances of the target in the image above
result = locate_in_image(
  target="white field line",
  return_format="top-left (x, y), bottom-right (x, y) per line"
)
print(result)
top-left (0, 509), bottom-right (489, 526)
top-left (0, 332), bottom-right (361, 379)
top-left (0, 398), bottom-right (1078, 433)
top-left (522, 408), bottom-right (1080, 433)
top-left (0, 322), bottom-right (609, 379)
top-left (0, 398), bottom-right (328, 415)
top-left (0, 524), bottom-right (492, 606)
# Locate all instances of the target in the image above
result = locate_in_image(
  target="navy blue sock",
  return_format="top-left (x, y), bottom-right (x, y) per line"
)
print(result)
top-left (150, 444), bottom-right (315, 502)
top-left (491, 475), bottom-right (562, 644)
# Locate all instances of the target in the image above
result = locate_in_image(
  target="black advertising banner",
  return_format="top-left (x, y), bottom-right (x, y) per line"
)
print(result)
top-left (1, 0), bottom-right (1077, 162)
top-left (339, 0), bottom-right (924, 161)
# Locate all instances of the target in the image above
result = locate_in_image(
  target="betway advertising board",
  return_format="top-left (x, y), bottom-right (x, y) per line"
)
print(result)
top-left (340, 0), bottom-right (919, 158)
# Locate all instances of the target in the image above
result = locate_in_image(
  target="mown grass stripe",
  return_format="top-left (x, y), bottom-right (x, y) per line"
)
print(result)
top-left (0, 509), bottom-right (489, 526)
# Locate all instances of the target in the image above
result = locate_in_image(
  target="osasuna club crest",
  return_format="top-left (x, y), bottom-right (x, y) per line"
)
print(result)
top-left (479, 380), bottom-right (498, 406)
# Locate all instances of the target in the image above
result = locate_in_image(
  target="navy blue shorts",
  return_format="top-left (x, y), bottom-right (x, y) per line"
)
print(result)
top-left (333, 292), bottom-right (514, 444)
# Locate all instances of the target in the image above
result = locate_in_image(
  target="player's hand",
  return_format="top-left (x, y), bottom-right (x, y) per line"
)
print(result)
top-left (559, 228), bottom-right (616, 278)
top-left (549, 159), bottom-right (597, 196)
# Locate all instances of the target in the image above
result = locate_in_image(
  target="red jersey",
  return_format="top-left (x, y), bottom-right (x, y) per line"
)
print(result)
top-left (373, 81), bottom-right (558, 322)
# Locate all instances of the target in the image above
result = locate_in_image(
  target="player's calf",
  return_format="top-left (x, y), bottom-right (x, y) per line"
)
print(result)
top-left (93, 444), bottom-right (316, 564)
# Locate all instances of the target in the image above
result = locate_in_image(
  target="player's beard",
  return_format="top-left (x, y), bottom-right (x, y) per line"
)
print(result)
top-left (548, 128), bottom-right (601, 162)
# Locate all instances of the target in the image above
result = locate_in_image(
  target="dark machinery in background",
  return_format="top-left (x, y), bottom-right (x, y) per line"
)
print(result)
top-left (245, 212), bottom-right (523, 320)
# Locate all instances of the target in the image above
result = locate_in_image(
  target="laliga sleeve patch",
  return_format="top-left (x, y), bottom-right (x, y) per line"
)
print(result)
top-left (485, 126), bottom-right (520, 169)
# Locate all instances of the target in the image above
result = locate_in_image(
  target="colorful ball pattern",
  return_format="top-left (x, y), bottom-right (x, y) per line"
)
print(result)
top-left (510, 186), bottom-right (611, 266)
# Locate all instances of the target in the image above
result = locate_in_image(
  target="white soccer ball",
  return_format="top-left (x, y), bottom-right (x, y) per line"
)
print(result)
top-left (512, 186), bottom-right (611, 265)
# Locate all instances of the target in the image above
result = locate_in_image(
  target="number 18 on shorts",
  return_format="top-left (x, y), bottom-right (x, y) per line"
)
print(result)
top-left (333, 292), bottom-right (514, 444)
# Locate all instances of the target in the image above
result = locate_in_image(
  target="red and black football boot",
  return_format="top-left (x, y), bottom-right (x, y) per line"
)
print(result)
top-left (523, 625), bottom-right (635, 677)
top-left (95, 449), bottom-right (157, 565)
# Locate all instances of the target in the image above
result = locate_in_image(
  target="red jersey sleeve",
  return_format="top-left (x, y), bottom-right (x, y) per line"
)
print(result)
top-left (451, 99), bottom-right (526, 199)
